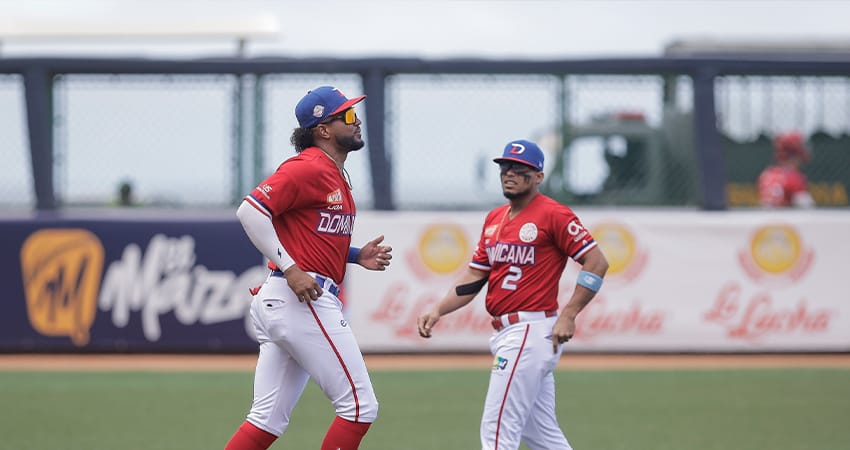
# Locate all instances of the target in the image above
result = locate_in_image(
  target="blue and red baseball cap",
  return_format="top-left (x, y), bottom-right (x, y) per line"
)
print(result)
top-left (493, 139), bottom-right (544, 171)
top-left (295, 86), bottom-right (366, 128)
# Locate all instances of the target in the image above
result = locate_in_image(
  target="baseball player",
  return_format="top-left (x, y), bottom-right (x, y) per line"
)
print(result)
top-left (757, 131), bottom-right (815, 208)
top-left (418, 139), bottom-right (608, 450)
top-left (224, 86), bottom-right (393, 450)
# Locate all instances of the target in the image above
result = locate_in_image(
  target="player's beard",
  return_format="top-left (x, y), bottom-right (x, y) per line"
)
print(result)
top-left (503, 186), bottom-right (532, 200)
top-left (336, 134), bottom-right (365, 152)
top-left (501, 173), bottom-right (534, 200)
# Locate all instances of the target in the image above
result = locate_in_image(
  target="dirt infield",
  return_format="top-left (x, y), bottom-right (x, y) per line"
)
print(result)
top-left (1, 353), bottom-right (849, 372)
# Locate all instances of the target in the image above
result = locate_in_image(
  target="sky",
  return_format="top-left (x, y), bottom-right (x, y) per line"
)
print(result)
top-left (2, 0), bottom-right (850, 59)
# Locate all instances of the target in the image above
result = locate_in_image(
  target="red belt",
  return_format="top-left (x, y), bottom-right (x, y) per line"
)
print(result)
top-left (491, 310), bottom-right (557, 331)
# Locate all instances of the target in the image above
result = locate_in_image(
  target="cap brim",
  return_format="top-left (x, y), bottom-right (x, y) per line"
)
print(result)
top-left (493, 157), bottom-right (540, 170)
top-left (330, 95), bottom-right (366, 115)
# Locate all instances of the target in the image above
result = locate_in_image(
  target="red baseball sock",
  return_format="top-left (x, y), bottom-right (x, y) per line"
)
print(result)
top-left (320, 416), bottom-right (372, 450)
top-left (224, 421), bottom-right (277, 450)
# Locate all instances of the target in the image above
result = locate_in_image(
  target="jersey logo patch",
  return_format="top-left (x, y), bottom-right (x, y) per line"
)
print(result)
top-left (327, 189), bottom-right (343, 204)
top-left (484, 224), bottom-right (498, 237)
top-left (493, 356), bottom-right (509, 371)
top-left (259, 184), bottom-right (272, 199)
top-left (519, 222), bottom-right (538, 242)
top-left (326, 189), bottom-right (344, 210)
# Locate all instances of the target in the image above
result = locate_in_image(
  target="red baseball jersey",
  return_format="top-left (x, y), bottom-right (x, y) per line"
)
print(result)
top-left (245, 147), bottom-right (355, 284)
top-left (470, 194), bottom-right (597, 316)
top-left (757, 165), bottom-right (809, 207)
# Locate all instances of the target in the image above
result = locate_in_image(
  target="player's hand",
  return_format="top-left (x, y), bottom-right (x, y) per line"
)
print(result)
top-left (417, 310), bottom-right (441, 338)
top-left (358, 235), bottom-right (393, 271)
top-left (283, 265), bottom-right (322, 303)
top-left (550, 315), bottom-right (576, 353)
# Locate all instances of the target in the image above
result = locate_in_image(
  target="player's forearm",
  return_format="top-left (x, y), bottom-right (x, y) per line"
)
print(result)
top-left (561, 289), bottom-right (596, 320)
top-left (433, 293), bottom-right (476, 317)
top-left (433, 270), bottom-right (488, 316)
top-left (563, 247), bottom-right (609, 319)
top-left (236, 200), bottom-right (296, 271)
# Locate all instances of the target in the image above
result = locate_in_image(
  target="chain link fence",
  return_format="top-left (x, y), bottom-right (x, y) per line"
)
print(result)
top-left (0, 74), bottom-right (31, 209)
top-left (52, 75), bottom-right (236, 207)
top-left (2, 62), bottom-right (849, 210)
top-left (386, 74), bottom-right (561, 209)
top-left (17, 74), bottom-right (367, 209)
top-left (718, 75), bottom-right (850, 207)
top-left (545, 74), bottom-right (698, 207)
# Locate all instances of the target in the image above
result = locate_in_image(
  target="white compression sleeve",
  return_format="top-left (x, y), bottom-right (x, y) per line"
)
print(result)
top-left (236, 200), bottom-right (296, 272)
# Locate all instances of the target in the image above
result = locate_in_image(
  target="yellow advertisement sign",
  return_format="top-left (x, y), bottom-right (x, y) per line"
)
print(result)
top-left (20, 229), bottom-right (104, 346)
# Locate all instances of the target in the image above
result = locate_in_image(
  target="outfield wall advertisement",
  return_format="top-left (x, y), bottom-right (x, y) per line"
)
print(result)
top-left (347, 210), bottom-right (850, 353)
top-left (0, 214), bottom-right (266, 352)
top-left (1, 210), bottom-right (848, 353)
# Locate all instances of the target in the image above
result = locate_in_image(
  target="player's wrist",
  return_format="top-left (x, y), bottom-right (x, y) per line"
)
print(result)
top-left (560, 310), bottom-right (579, 321)
top-left (281, 262), bottom-right (300, 276)
top-left (347, 247), bottom-right (361, 264)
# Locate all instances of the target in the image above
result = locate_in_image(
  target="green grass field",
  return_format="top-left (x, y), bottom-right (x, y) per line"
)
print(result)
top-left (1, 368), bottom-right (848, 450)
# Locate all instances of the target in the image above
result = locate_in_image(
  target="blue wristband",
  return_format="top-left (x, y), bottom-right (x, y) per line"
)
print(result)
top-left (576, 270), bottom-right (603, 292)
top-left (347, 247), bottom-right (361, 264)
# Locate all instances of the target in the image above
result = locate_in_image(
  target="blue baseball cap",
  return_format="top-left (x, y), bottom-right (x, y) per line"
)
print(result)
top-left (493, 139), bottom-right (544, 171)
top-left (295, 86), bottom-right (366, 128)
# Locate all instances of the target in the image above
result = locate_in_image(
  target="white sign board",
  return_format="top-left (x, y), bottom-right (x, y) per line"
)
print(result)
top-left (344, 210), bottom-right (850, 353)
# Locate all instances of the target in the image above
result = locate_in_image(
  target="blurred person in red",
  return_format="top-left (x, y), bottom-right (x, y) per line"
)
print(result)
top-left (757, 132), bottom-right (815, 208)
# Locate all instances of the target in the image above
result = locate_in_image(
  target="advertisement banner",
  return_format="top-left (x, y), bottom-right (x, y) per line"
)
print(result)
top-left (1, 214), bottom-right (265, 352)
top-left (1, 210), bottom-right (848, 353)
top-left (346, 210), bottom-right (850, 352)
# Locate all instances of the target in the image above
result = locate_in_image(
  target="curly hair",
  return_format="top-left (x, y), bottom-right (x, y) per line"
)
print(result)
top-left (290, 127), bottom-right (315, 153)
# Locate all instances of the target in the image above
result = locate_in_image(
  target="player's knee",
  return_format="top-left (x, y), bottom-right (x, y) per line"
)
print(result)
top-left (245, 413), bottom-right (286, 438)
top-left (359, 396), bottom-right (380, 423)
top-left (337, 395), bottom-right (378, 423)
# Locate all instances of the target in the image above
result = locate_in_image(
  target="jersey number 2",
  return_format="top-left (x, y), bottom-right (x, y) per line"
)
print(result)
top-left (501, 265), bottom-right (522, 291)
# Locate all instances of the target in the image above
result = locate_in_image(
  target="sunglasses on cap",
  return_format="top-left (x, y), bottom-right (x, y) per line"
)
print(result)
top-left (322, 108), bottom-right (358, 126)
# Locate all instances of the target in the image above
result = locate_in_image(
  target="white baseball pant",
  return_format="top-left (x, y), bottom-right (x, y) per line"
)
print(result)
top-left (481, 314), bottom-right (573, 450)
top-left (244, 271), bottom-right (378, 436)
